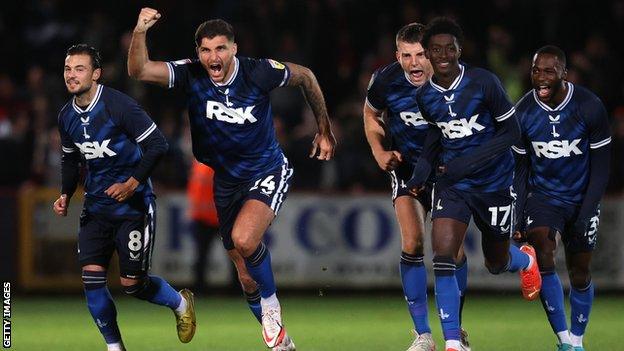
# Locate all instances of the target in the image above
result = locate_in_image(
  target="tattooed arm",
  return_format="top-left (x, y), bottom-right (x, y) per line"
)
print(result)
top-left (285, 62), bottom-right (336, 160)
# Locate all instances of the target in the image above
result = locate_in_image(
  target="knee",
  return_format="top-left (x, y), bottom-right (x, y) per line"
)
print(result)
top-left (121, 276), bottom-right (150, 299)
top-left (232, 233), bottom-right (257, 257)
top-left (531, 244), bottom-right (556, 270)
top-left (485, 259), bottom-right (507, 275)
top-left (535, 251), bottom-right (555, 272)
top-left (568, 267), bottom-right (591, 289)
top-left (120, 276), bottom-right (140, 287)
top-left (401, 235), bottom-right (424, 256)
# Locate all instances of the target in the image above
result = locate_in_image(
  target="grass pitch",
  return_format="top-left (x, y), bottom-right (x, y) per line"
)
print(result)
top-left (12, 293), bottom-right (622, 350)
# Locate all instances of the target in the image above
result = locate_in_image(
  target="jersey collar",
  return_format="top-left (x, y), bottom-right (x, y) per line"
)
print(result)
top-left (72, 84), bottom-right (103, 114)
top-left (532, 81), bottom-right (574, 112)
top-left (212, 57), bottom-right (239, 87)
top-left (403, 72), bottom-right (421, 87)
top-left (430, 64), bottom-right (465, 93)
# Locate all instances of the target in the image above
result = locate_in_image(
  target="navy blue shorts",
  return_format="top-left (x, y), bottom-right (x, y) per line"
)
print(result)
top-left (431, 185), bottom-right (515, 242)
top-left (389, 162), bottom-right (432, 212)
top-left (523, 192), bottom-right (600, 253)
top-left (214, 158), bottom-right (294, 250)
top-left (78, 199), bottom-right (156, 279)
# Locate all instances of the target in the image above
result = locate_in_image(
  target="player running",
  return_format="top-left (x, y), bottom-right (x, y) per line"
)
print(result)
top-left (363, 22), bottom-right (469, 351)
top-left (128, 8), bottom-right (336, 350)
top-left (513, 45), bottom-right (611, 351)
top-left (406, 17), bottom-right (541, 351)
top-left (53, 44), bottom-right (196, 351)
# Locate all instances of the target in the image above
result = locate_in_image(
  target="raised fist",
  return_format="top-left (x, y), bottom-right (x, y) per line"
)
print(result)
top-left (135, 7), bottom-right (161, 33)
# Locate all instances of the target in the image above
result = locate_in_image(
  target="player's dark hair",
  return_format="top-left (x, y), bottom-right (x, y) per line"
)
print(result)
top-left (195, 19), bottom-right (235, 46)
top-left (395, 22), bottom-right (426, 45)
top-left (66, 44), bottom-right (102, 70)
top-left (422, 17), bottom-right (464, 48)
top-left (535, 45), bottom-right (567, 68)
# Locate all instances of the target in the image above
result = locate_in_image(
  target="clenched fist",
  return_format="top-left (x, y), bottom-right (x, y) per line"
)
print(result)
top-left (135, 7), bottom-right (161, 33)
top-left (373, 150), bottom-right (402, 171)
top-left (53, 194), bottom-right (69, 217)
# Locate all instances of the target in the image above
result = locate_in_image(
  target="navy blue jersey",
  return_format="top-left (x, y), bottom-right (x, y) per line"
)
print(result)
top-left (166, 56), bottom-right (290, 182)
top-left (366, 62), bottom-right (428, 164)
top-left (416, 64), bottom-right (516, 192)
top-left (58, 85), bottom-right (156, 217)
top-left (513, 82), bottom-right (611, 206)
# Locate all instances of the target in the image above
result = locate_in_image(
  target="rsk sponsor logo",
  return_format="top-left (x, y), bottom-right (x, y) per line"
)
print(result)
top-left (206, 101), bottom-right (257, 124)
top-left (399, 111), bottom-right (427, 127)
top-left (437, 114), bottom-right (484, 139)
top-left (74, 139), bottom-right (117, 160)
top-left (532, 139), bottom-right (582, 158)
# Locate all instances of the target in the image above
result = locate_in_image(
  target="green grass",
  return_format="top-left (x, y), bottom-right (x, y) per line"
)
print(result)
top-left (11, 293), bottom-right (623, 350)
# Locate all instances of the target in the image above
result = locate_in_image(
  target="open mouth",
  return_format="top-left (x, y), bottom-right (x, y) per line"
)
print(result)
top-left (209, 63), bottom-right (222, 75)
top-left (409, 69), bottom-right (424, 80)
top-left (536, 84), bottom-right (551, 99)
top-left (437, 61), bottom-right (450, 69)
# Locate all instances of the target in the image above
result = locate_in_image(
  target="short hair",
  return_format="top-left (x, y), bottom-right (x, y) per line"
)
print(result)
top-left (66, 44), bottom-right (102, 69)
top-left (195, 19), bottom-right (235, 46)
top-left (422, 17), bottom-right (464, 48)
top-left (534, 45), bottom-right (567, 68)
top-left (395, 23), bottom-right (426, 46)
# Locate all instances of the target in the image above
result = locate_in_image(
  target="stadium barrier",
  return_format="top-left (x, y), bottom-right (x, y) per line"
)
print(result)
top-left (18, 188), bottom-right (624, 291)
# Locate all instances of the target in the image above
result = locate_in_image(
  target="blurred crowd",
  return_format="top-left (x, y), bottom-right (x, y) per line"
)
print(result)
top-left (1, 0), bottom-right (624, 194)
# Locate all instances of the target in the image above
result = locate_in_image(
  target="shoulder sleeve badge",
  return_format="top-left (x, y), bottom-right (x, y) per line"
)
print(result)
top-left (268, 59), bottom-right (286, 70)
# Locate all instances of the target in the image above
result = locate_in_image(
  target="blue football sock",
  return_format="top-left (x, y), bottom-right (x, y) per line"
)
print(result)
top-left (83, 271), bottom-right (122, 344)
top-left (570, 281), bottom-right (594, 337)
top-left (128, 275), bottom-right (182, 309)
top-left (244, 242), bottom-right (277, 298)
top-left (245, 289), bottom-right (263, 323)
top-left (433, 256), bottom-right (460, 341)
top-left (540, 272), bottom-right (568, 334)
top-left (507, 244), bottom-right (530, 273)
top-left (455, 257), bottom-right (468, 324)
top-left (400, 252), bottom-right (431, 334)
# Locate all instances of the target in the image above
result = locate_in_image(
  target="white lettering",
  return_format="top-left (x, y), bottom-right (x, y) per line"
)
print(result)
top-left (532, 139), bottom-right (582, 159)
top-left (74, 139), bottom-right (117, 160)
top-left (2, 282), bottom-right (9, 347)
top-left (437, 114), bottom-right (484, 139)
top-left (399, 111), bottom-right (428, 127)
top-left (206, 101), bottom-right (257, 124)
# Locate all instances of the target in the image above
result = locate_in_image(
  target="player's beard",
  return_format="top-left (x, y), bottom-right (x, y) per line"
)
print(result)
top-left (68, 82), bottom-right (92, 98)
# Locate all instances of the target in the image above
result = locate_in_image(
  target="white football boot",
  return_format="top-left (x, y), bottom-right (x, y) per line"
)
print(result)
top-left (262, 305), bottom-right (286, 348)
top-left (406, 331), bottom-right (435, 351)
top-left (272, 333), bottom-right (296, 351)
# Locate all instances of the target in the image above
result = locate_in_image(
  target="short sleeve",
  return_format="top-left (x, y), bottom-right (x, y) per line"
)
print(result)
top-left (116, 95), bottom-right (157, 143)
top-left (249, 58), bottom-right (290, 92)
top-left (166, 59), bottom-right (194, 91)
top-left (483, 71), bottom-right (515, 122)
top-left (511, 104), bottom-right (527, 154)
top-left (365, 70), bottom-right (386, 112)
top-left (512, 135), bottom-right (528, 155)
top-left (584, 96), bottom-right (611, 149)
top-left (415, 91), bottom-right (435, 125)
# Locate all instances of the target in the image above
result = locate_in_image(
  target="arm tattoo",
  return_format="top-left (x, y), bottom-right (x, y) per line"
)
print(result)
top-left (286, 63), bottom-right (331, 134)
